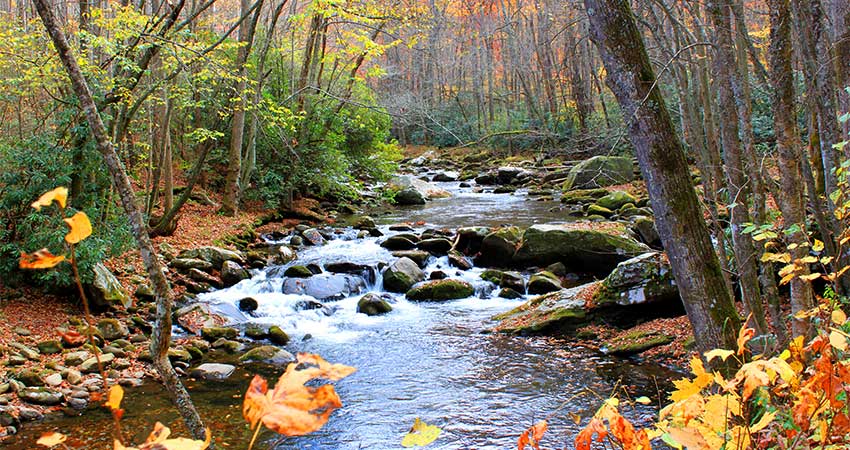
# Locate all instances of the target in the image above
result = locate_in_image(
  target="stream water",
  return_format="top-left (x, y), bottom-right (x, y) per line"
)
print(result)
top-left (7, 181), bottom-right (680, 449)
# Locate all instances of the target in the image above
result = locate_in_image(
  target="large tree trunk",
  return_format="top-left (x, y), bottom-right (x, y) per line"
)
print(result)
top-left (32, 0), bottom-right (207, 439)
top-left (583, 0), bottom-right (741, 353)
top-left (768, 0), bottom-right (814, 338)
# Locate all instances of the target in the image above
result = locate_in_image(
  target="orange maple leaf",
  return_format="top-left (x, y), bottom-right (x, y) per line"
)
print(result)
top-left (243, 353), bottom-right (356, 437)
top-left (517, 419), bottom-right (547, 450)
top-left (64, 211), bottom-right (92, 244)
top-left (20, 249), bottom-right (66, 269)
top-left (575, 417), bottom-right (608, 450)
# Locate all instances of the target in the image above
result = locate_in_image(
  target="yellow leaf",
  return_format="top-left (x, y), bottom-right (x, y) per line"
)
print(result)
top-left (832, 309), bottom-right (847, 325)
top-left (666, 426), bottom-right (711, 450)
top-left (64, 211), bottom-right (92, 244)
top-left (797, 256), bottom-right (818, 264)
top-left (19, 249), bottom-right (66, 269)
top-left (813, 239), bottom-right (824, 252)
top-left (704, 349), bottom-right (734, 363)
top-left (830, 330), bottom-right (848, 351)
top-left (31, 187), bottom-right (68, 210)
top-left (799, 272), bottom-right (822, 282)
top-left (779, 273), bottom-right (796, 285)
top-left (36, 432), bottom-right (67, 447)
top-left (106, 385), bottom-right (124, 411)
top-left (820, 256), bottom-right (834, 264)
top-left (635, 396), bottom-right (651, 405)
top-left (401, 418), bottom-right (442, 447)
top-left (750, 411), bottom-right (776, 432)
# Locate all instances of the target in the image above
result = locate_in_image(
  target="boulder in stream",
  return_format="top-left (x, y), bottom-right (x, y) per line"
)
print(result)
top-left (563, 156), bottom-right (635, 190)
top-left (282, 273), bottom-right (366, 301)
top-left (357, 293), bottom-right (394, 316)
top-left (178, 246), bottom-right (245, 268)
top-left (475, 226), bottom-right (522, 267)
top-left (191, 363), bottom-right (236, 381)
top-left (382, 257), bottom-right (425, 293)
top-left (221, 261), bottom-right (250, 287)
top-left (239, 346), bottom-right (295, 365)
top-left (388, 175), bottom-right (451, 204)
top-left (406, 279), bottom-right (474, 301)
top-left (513, 224), bottom-right (648, 275)
top-left (527, 271), bottom-right (562, 295)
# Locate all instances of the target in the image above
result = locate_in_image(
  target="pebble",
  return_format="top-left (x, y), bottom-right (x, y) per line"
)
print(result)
top-left (17, 407), bottom-right (43, 421)
top-left (43, 373), bottom-right (63, 387)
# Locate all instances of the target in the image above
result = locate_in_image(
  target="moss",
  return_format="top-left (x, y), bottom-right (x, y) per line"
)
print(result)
top-left (560, 188), bottom-right (610, 204)
top-left (406, 279), bottom-right (475, 301)
top-left (480, 269), bottom-right (505, 284)
top-left (604, 330), bottom-right (673, 356)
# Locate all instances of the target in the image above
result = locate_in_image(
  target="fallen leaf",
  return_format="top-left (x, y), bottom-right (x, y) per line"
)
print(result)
top-left (830, 329), bottom-right (848, 351)
top-left (31, 186), bottom-right (68, 210)
top-left (242, 353), bottom-right (355, 437)
top-left (36, 432), bottom-right (67, 447)
top-left (115, 422), bottom-right (211, 450)
top-left (20, 249), bottom-right (66, 269)
top-left (635, 396), bottom-right (652, 405)
top-left (401, 418), bottom-right (442, 447)
top-left (832, 309), bottom-right (847, 325)
top-left (517, 419), bottom-right (547, 450)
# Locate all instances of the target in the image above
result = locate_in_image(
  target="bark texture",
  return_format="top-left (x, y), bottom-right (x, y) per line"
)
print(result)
top-left (583, 0), bottom-right (741, 352)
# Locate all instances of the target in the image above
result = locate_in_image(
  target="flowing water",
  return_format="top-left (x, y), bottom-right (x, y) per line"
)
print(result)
top-left (7, 181), bottom-right (680, 449)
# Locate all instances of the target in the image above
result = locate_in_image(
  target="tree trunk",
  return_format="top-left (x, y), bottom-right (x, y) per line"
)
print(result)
top-left (768, 0), bottom-right (814, 338)
top-left (32, 0), bottom-right (207, 439)
top-left (707, 0), bottom-right (769, 334)
top-left (583, 0), bottom-right (741, 353)
top-left (220, 0), bottom-right (263, 216)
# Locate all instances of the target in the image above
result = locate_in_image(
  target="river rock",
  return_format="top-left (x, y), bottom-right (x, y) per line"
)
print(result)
top-left (594, 252), bottom-right (678, 306)
top-left (87, 263), bottom-right (131, 310)
top-left (527, 271), bottom-right (562, 295)
top-left (238, 297), bottom-right (259, 313)
top-left (595, 191), bottom-right (637, 211)
top-left (191, 363), bottom-right (236, 381)
top-left (453, 226), bottom-right (491, 255)
top-left (603, 330), bottom-right (674, 356)
top-left (560, 188), bottom-right (609, 205)
top-left (492, 284), bottom-right (593, 334)
top-left (447, 250), bottom-right (473, 270)
top-left (381, 235), bottom-right (417, 251)
top-left (406, 279), bottom-right (474, 301)
top-left (325, 262), bottom-right (370, 275)
top-left (284, 265), bottom-right (314, 278)
top-left (239, 346), bottom-right (296, 365)
top-left (382, 257), bottom-right (425, 293)
top-left (353, 216), bottom-right (377, 229)
top-left (269, 245), bottom-right (297, 265)
top-left (170, 258), bottom-right (213, 272)
top-left (496, 166), bottom-right (533, 185)
top-left (211, 339), bottom-right (242, 353)
top-left (475, 226), bottom-right (522, 267)
top-left (43, 373), bottom-right (63, 387)
top-left (432, 171), bottom-right (459, 182)
top-left (187, 268), bottom-right (222, 288)
top-left (498, 288), bottom-right (524, 299)
top-left (268, 326), bottom-right (289, 345)
top-left (175, 303), bottom-right (226, 334)
top-left (388, 175), bottom-right (451, 203)
top-left (632, 217), bottom-right (661, 248)
top-left (475, 173), bottom-right (496, 185)
top-left (513, 224), bottom-right (648, 275)
top-left (282, 274), bottom-right (366, 301)
top-left (357, 293), bottom-right (394, 316)
top-left (64, 351), bottom-right (90, 367)
top-left (587, 204), bottom-right (614, 218)
top-left (19, 387), bottom-right (63, 406)
top-left (417, 238), bottom-right (452, 255)
top-left (13, 369), bottom-right (43, 387)
top-left (97, 319), bottom-right (129, 341)
top-left (36, 340), bottom-right (62, 355)
top-left (80, 353), bottom-right (114, 373)
top-left (301, 228), bottom-right (325, 246)
top-left (221, 261), bottom-right (250, 287)
top-left (563, 156), bottom-right (635, 190)
top-left (201, 327), bottom-right (238, 341)
top-left (391, 250), bottom-right (430, 268)
top-left (178, 246), bottom-right (245, 267)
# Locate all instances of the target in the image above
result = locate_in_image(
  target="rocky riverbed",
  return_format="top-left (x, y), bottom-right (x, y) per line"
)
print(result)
top-left (1, 149), bottom-right (691, 448)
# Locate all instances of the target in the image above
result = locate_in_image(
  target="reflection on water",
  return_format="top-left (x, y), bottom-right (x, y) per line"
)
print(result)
top-left (7, 183), bottom-right (678, 449)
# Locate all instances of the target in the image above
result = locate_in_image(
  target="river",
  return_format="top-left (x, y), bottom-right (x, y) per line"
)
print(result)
top-left (7, 181), bottom-right (679, 449)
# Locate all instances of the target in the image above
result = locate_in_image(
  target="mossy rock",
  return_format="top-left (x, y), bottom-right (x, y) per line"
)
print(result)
top-left (527, 271), bottom-right (562, 295)
top-left (383, 257), bottom-right (425, 293)
top-left (587, 204), bottom-right (614, 218)
top-left (476, 226), bottom-right (522, 267)
top-left (268, 326), bottom-right (290, 345)
top-left (492, 283), bottom-right (595, 334)
top-left (563, 156), bottom-right (634, 190)
top-left (239, 345), bottom-right (295, 365)
top-left (560, 188), bottom-right (610, 205)
top-left (603, 330), bottom-right (673, 356)
top-left (406, 279), bottom-right (475, 301)
top-left (201, 327), bottom-right (239, 342)
top-left (357, 293), bottom-right (393, 316)
top-left (480, 269), bottom-right (505, 284)
top-left (284, 265), bottom-right (313, 278)
top-left (513, 224), bottom-right (648, 275)
top-left (595, 191), bottom-right (637, 210)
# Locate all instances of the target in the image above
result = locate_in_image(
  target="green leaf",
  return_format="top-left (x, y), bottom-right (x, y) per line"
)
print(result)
top-left (401, 418), bottom-right (442, 448)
